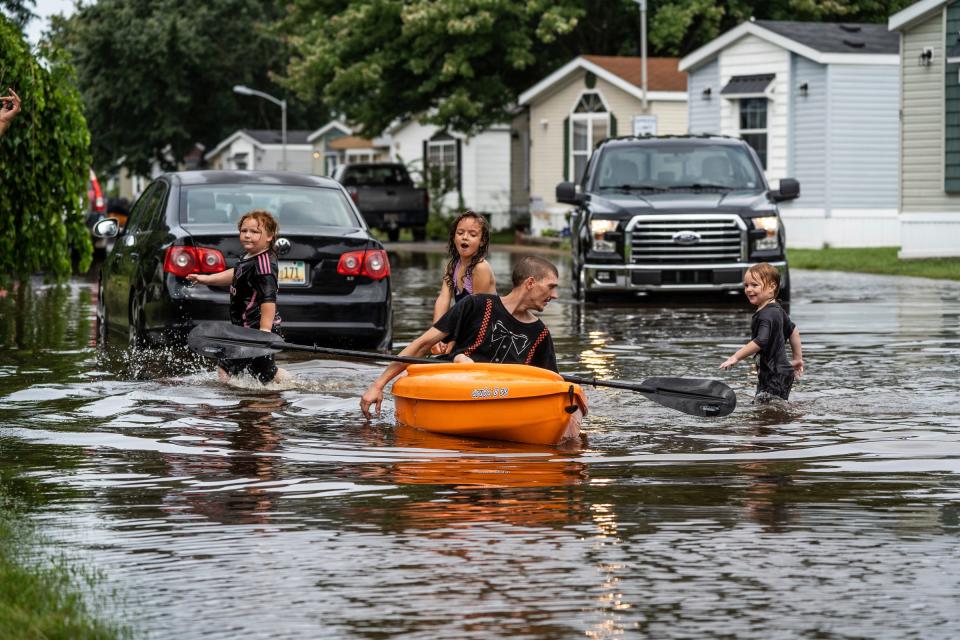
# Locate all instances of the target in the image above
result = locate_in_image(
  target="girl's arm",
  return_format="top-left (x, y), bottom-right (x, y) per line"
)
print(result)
top-left (720, 341), bottom-right (761, 370)
top-left (789, 327), bottom-right (803, 377)
top-left (432, 282), bottom-right (453, 323)
top-left (259, 302), bottom-right (277, 332)
top-left (471, 260), bottom-right (497, 294)
top-left (187, 268), bottom-right (234, 286)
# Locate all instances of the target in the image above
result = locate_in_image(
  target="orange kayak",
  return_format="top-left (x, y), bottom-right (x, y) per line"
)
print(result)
top-left (391, 363), bottom-right (588, 445)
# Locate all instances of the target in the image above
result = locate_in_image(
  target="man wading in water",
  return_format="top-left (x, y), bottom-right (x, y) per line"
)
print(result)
top-left (360, 255), bottom-right (561, 418)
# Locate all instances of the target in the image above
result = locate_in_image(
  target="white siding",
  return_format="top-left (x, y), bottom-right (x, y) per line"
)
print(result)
top-left (901, 11), bottom-right (952, 212)
top-left (788, 54), bottom-right (827, 208)
top-left (688, 58), bottom-right (721, 134)
top-left (718, 34), bottom-right (790, 180)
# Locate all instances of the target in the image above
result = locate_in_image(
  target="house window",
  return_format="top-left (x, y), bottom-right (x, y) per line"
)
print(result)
top-left (570, 92), bottom-right (610, 183)
top-left (231, 152), bottom-right (248, 171)
top-left (427, 138), bottom-right (457, 182)
top-left (739, 98), bottom-right (768, 169)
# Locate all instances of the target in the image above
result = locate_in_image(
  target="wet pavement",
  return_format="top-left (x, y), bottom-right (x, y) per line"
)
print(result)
top-left (1, 251), bottom-right (959, 638)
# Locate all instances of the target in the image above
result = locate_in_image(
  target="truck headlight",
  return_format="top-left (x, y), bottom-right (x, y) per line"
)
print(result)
top-left (752, 216), bottom-right (780, 251)
top-left (590, 219), bottom-right (618, 253)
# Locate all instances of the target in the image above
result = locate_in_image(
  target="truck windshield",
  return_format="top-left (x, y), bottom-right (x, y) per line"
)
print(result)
top-left (593, 144), bottom-right (764, 191)
top-left (180, 185), bottom-right (361, 227)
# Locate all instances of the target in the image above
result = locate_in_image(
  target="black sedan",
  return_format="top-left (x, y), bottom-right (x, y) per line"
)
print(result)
top-left (93, 171), bottom-right (392, 350)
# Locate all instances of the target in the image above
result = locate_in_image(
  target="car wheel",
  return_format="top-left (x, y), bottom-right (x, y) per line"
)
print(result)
top-left (375, 307), bottom-right (393, 352)
top-left (412, 226), bottom-right (427, 242)
top-left (96, 278), bottom-right (108, 346)
top-left (128, 291), bottom-right (146, 348)
top-left (387, 227), bottom-right (401, 242)
top-left (779, 267), bottom-right (791, 302)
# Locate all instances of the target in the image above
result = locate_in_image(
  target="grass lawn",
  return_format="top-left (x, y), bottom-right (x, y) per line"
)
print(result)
top-left (788, 247), bottom-right (960, 281)
top-left (0, 495), bottom-right (131, 639)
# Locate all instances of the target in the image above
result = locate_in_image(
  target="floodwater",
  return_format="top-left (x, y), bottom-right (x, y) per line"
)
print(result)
top-left (1, 251), bottom-right (960, 639)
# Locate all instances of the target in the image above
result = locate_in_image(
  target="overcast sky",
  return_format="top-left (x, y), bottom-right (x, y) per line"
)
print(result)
top-left (25, 0), bottom-right (76, 44)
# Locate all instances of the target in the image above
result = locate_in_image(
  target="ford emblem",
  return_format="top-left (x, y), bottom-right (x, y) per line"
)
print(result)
top-left (275, 237), bottom-right (291, 255)
top-left (672, 230), bottom-right (701, 246)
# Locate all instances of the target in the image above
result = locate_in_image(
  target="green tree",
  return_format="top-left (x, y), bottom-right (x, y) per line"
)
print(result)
top-left (0, 15), bottom-right (92, 283)
top-left (48, 0), bottom-right (330, 176)
top-left (0, 0), bottom-right (34, 30)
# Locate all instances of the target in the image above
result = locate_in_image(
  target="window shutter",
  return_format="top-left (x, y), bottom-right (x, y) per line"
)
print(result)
top-left (563, 116), bottom-right (570, 181)
top-left (610, 113), bottom-right (617, 138)
top-left (456, 139), bottom-right (463, 193)
top-left (422, 140), bottom-right (429, 185)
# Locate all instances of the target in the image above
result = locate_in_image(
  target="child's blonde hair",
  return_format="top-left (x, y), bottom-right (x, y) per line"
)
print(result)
top-left (237, 210), bottom-right (279, 252)
top-left (745, 262), bottom-right (782, 296)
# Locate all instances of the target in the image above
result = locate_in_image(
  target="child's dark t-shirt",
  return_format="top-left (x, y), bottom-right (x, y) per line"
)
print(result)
top-left (433, 294), bottom-right (558, 372)
top-left (229, 250), bottom-right (281, 329)
top-left (751, 302), bottom-right (795, 385)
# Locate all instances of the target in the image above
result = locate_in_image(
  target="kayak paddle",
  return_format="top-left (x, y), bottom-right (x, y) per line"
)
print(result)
top-left (187, 323), bottom-right (737, 418)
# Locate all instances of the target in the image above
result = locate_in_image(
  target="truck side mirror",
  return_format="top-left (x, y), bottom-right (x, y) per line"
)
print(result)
top-left (556, 182), bottom-right (581, 205)
top-left (771, 178), bottom-right (800, 202)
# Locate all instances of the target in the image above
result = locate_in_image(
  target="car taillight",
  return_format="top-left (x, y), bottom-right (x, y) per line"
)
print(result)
top-left (163, 246), bottom-right (226, 278)
top-left (337, 249), bottom-right (390, 280)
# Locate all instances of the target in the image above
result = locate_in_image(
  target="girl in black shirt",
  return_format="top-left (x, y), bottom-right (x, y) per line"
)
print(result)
top-left (720, 263), bottom-right (803, 401)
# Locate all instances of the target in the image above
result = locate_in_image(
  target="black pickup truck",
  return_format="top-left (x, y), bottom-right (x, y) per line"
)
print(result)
top-left (333, 163), bottom-right (429, 242)
top-left (557, 135), bottom-right (799, 302)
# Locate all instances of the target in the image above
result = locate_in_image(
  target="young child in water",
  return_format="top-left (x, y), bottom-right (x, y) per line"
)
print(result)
top-left (430, 211), bottom-right (496, 355)
top-left (187, 210), bottom-right (289, 384)
top-left (720, 262), bottom-right (803, 401)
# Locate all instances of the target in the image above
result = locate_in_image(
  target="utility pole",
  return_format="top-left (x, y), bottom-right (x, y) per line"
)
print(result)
top-left (635, 0), bottom-right (648, 112)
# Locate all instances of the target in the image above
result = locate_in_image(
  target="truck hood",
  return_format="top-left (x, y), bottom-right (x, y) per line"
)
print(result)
top-left (589, 190), bottom-right (774, 216)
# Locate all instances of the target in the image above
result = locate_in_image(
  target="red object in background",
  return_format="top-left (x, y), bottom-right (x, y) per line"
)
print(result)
top-left (88, 168), bottom-right (105, 213)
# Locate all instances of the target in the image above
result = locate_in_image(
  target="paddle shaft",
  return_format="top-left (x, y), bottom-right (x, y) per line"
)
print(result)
top-left (271, 340), bottom-right (670, 395)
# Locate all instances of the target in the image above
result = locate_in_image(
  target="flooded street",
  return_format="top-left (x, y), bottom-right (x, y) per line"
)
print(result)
top-left (2, 251), bottom-right (960, 639)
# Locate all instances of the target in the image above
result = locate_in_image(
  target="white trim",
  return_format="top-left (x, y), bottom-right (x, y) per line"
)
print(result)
top-left (889, 0), bottom-right (945, 32)
top-left (680, 22), bottom-right (900, 71)
top-left (898, 248), bottom-right (960, 258)
top-left (947, 57), bottom-right (960, 63)
top-left (306, 120), bottom-right (352, 143)
top-left (519, 56), bottom-right (687, 105)
top-left (899, 211), bottom-right (960, 222)
top-left (258, 144), bottom-right (313, 152)
top-left (204, 130), bottom-right (262, 161)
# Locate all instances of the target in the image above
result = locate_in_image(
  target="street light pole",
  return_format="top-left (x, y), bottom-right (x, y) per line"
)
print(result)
top-left (233, 84), bottom-right (288, 171)
top-left (634, 0), bottom-right (648, 113)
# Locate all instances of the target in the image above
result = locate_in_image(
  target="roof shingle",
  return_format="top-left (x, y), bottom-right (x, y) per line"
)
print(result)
top-left (582, 56), bottom-right (687, 92)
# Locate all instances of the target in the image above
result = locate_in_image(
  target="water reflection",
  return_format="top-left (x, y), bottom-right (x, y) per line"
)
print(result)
top-left (1, 261), bottom-right (960, 638)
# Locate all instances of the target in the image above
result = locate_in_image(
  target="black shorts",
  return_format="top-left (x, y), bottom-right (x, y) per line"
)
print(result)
top-left (755, 371), bottom-right (795, 402)
top-left (218, 354), bottom-right (278, 384)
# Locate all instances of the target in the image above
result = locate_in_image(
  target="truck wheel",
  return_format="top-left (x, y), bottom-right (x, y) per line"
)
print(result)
top-left (96, 278), bottom-right (109, 346)
top-left (412, 226), bottom-right (427, 242)
top-left (387, 227), bottom-right (400, 242)
top-left (779, 267), bottom-right (791, 302)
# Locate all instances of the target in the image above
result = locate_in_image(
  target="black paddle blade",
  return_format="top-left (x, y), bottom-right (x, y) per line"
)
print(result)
top-left (187, 323), bottom-right (283, 360)
top-left (639, 376), bottom-right (737, 418)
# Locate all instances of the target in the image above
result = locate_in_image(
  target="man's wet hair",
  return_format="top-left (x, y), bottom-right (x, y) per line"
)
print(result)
top-left (511, 256), bottom-right (559, 287)
top-left (745, 262), bottom-right (781, 296)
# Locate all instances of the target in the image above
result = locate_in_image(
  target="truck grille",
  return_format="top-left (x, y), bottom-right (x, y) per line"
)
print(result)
top-left (627, 214), bottom-right (745, 265)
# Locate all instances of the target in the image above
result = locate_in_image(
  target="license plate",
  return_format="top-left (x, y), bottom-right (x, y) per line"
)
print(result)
top-left (278, 260), bottom-right (306, 285)
top-left (383, 213), bottom-right (400, 223)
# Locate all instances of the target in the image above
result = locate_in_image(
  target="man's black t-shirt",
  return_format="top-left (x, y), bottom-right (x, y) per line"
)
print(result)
top-left (751, 301), bottom-right (795, 390)
top-left (433, 294), bottom-right (558, 372)
top-left (229, 250), bottom-right (281, 329)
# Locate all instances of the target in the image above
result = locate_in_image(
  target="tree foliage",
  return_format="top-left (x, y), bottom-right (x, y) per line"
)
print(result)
top-left (0, 0), bottom-right (34, 30)
top-left (283, 0), bottom-right (915, 134)
top-left (0, 15), bottom-right (92, 283)
top-left (49, 0), bottom-right (330, 175)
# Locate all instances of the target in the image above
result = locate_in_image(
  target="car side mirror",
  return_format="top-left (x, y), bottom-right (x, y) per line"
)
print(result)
top-left (556, 182), bottom-right (582, 205)
top-left (771, 178), bottom-right (800, 202)
top-left (93, 217), bottom-right (120, 238)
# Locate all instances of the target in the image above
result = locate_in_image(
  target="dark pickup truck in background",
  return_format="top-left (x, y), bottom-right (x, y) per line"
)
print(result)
top-left (557, 135), bottom-right (799, 302)
top-left (333, 163), bottom-right (429, 241)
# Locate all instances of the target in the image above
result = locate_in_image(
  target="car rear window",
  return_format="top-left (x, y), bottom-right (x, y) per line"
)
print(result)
top-left (339, 165), bottom-right (410, 187)
top-left (179, 185), bottom-right (361, 227)
top-left (594, 144), bottom-right (764, 191)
